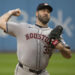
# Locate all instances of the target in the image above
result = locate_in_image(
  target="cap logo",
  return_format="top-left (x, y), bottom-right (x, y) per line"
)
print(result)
top-left (44, 3), bottom-right (48, 6)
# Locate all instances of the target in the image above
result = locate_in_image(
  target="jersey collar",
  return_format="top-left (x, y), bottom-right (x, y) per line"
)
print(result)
top-left (35, 24), bottom-right (48, 28)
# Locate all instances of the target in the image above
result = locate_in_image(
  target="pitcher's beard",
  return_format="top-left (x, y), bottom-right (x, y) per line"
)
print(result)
top-left (38, 14), bottom-right (50, 24)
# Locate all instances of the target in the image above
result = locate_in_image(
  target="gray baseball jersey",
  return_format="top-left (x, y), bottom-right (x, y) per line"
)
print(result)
top-left (6, 22), bottom-right (67, 70)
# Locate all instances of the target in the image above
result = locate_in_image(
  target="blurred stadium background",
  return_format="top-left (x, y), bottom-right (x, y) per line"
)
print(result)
top-left (0, 0), bottom-right (75, 75)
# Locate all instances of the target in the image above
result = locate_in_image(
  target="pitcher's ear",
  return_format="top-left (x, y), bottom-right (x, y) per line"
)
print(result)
top-left (36, 11), bottom-right (38, 17)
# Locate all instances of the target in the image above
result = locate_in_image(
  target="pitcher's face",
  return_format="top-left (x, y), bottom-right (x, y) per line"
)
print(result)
top-left (36, 9), bottom-right (50, 24)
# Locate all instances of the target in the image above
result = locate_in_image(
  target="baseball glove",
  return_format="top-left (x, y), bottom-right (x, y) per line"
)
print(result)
top-left (49, 25), bottom-right (63, 48)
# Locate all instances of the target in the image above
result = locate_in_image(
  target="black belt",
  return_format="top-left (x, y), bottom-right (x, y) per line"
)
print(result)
top-left (19, 63), bottom-right (42, 74)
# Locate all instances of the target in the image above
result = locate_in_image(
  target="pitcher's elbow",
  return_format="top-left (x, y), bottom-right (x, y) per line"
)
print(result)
top-left (66, 54), bottom-right (72, 59)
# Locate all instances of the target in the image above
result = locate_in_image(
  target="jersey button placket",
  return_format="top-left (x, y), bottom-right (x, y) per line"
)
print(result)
top-left (36, 29), bottom-right (41, 70)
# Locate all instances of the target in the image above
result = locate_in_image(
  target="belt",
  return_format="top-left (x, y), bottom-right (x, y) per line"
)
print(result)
top-left (19, 62), bottom-right (42, 74)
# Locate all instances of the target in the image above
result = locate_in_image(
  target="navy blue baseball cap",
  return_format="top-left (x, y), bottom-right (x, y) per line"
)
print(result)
top-left (37, 3), bottom-right (53, 12)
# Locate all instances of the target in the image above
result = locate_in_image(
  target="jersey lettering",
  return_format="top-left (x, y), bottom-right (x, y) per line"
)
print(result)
top-left (25, 33), bottom-right (50, 45)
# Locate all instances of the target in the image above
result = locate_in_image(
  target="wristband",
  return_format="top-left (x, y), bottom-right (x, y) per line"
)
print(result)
top-left (52, 39), bottom-right (59, 46)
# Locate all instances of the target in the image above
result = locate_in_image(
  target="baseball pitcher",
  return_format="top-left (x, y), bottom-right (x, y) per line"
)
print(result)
top-left (0, 3), bottom-right (72, 75)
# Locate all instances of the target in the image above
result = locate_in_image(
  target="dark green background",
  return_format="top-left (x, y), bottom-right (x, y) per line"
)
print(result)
top-left (0, 53), bottom-right (74, 75)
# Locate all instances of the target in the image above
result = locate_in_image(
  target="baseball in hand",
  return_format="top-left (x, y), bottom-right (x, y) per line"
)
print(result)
top-left (12, 9), bottom-right (21, 16)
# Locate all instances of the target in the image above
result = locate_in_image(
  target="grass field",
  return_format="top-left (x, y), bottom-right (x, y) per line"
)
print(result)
top-left (0, 53), bottom-right (75, 75)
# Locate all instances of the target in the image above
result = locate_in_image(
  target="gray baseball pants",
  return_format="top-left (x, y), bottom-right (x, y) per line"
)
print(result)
top-left (15, 63), bottom-right (50, 75)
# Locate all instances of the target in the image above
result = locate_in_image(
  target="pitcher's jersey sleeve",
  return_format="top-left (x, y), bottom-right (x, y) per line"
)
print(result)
top-left (6, 22), bottom-right (27, 36)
